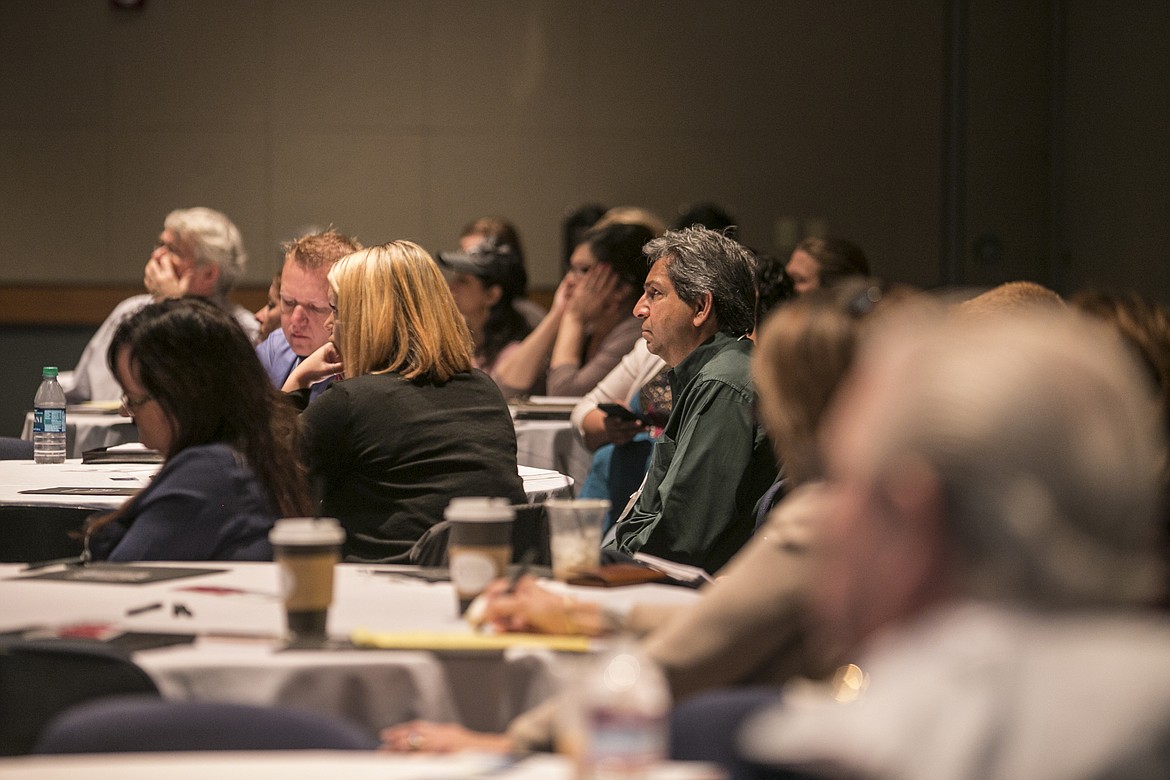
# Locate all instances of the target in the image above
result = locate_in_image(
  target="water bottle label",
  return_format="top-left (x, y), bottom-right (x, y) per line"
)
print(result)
top-left (584, 709), bottom-right (667, 772)
top-left (34, 408), bottom-right (66, 434)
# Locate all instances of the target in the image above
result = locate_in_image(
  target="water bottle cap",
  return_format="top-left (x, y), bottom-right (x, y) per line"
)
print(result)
top-left (41, 366), bottom-right (58, 378)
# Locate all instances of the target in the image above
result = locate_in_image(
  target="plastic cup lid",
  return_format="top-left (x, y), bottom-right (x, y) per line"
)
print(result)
top-left (269, 517), bottom-right (346, 545)
top-left (444, 497), bottom-right (515, 522)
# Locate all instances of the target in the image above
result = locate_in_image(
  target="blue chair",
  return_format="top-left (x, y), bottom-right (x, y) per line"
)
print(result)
top-left (0, 437), bottom-right (33, 460)
top-left (670, 687), bottom-right (811, 780)
top-left (0, 639), bottom-right (160, 755)
top-left (33, 695), bottom-right (379, 753)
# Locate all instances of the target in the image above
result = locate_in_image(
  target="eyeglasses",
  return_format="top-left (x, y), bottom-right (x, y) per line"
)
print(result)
top-left (120, 392), bottom-right (154, 414)
top-left (279, 296), bottom-right (332, 318)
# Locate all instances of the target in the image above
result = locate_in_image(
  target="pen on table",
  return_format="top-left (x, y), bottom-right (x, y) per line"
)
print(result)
top-left (21, 555), bottom-right (85, 572)
top-left (125, 602), bottom-right (163, 616)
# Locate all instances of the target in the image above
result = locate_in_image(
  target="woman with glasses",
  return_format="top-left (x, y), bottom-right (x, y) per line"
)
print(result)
top-left (492, 222), bottom-right (655, 399)
top-left (85, 298), bottom-right (311, 562)
top-left (295, 240), bottom-right (527, 563)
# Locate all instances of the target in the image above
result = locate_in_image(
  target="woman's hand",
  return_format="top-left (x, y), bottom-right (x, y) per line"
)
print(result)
top-left (549, 272), bottom-right (578, 315)
top-left (380, 720), bottom-right (514, 754)
top-left (566, 264), bottom-right (622, 327)
top-left (281, 342), bottom-right (343, 393)
top-left (479, 575), bottom-right (607, 636)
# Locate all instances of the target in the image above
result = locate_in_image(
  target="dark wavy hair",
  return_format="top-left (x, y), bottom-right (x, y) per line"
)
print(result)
top-left (94, 299), bottom-right (311, 531)
top-left (582, 222), bottom-right (656, 296)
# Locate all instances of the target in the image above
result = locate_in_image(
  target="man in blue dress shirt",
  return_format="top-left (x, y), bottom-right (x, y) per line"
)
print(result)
top-left (256, 229), bottom-right (361, 399)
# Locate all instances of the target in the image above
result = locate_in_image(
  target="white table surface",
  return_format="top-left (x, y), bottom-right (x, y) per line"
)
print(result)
top-left (0, 460), bottom-right (571, 512)
top-left (0, 562), bottom-right (700, 733)
top-left (20, 405), bottom-right (597, 493)
top-left (513, 420), bottom-right (592, 496)
top-left (0, 752), bottom-right (724, 780)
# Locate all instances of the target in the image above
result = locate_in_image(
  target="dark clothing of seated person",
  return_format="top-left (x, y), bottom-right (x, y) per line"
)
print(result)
top-left (293, 240), bottom-right (526, 563)
top-left (302, 370), bottom-right (526, 562)
top-left (90, 443), bottom-right (279, 562)
top-left (85, 298), bottom-right (312, 563)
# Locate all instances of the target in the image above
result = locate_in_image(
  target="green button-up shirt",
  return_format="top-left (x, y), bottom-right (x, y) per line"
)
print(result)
top-left (606, 331), bottom-right (778, 573)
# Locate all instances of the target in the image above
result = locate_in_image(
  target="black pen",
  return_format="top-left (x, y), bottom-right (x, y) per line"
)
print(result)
top-left (125, 602), bottom-right (163, 616)
top-left (504, 548), bottom-right (538, 594)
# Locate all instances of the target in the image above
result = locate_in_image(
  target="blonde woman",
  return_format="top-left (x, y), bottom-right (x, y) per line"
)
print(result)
top-left (286, 241), bottom-right (527, 562)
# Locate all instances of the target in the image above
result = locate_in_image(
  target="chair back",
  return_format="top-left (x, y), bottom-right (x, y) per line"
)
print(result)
top-left (34, 695), bottom-right (378, 753)
top-left (0, 506), bottom-right (89, 563)
top-left (408, 503), bottom-right (550, 567)
top-left (0, 638), bottom-right (160, 755)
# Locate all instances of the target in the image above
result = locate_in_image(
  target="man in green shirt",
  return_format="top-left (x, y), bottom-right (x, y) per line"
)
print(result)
top-left (604, 227), bottom-right (778, 573)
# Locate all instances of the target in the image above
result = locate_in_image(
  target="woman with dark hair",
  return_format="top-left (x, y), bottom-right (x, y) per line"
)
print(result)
top-left (436, 243), bottom-right (533, 389)
top-left (458, 215), bottom-right (545, 328)
top-left (85, 298), bottom-right (311, 562)
top-left (494, 222), bottom-right (654, 398)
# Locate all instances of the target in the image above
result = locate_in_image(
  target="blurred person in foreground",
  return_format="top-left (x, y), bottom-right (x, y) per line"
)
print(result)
top-left (257, 229), bottom-right (361, 401)
top-left (724, 304), bottom-right (1170, 779)
top-left (62, 207), bottom-right (257, 403)
top-left (84, 299), bottom-right (310, 562)
top-left (289, 241), bottom-right (526, 563)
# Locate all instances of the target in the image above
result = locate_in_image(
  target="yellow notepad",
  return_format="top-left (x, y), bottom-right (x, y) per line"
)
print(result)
top-left (350, 628), bottom-right (591, 653)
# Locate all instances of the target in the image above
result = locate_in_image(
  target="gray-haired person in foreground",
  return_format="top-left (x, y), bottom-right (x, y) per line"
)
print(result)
top-left (732, 304), bottom-right (1170, 779)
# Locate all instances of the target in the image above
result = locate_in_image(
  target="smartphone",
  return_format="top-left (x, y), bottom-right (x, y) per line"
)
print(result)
top-left (598, 402), bottom-right (645, 424)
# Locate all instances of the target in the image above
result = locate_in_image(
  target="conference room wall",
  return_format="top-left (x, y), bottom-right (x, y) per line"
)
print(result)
top-left (1, 2), bottom-right (1167, 434)
top-left (0, 1), bottom-right (944, 294)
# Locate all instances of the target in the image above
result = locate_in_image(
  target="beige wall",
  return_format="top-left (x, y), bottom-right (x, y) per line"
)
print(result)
top-left (1, 1), bottom-right (1166, 306)
top-left (0, 0), bottom-right (944, 294)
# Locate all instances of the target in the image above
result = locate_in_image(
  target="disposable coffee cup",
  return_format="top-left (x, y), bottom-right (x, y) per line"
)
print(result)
top-left (546, 498), bottom-right (609, 581)
top-left (270, 517), bottom-right (345, 644)
top-left (445, 497), bottom-right (514, 614)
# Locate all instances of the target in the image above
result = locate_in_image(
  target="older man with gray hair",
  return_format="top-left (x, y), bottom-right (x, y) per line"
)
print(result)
top-left (728, 305), bottom-right (1170, 779)
top-left (61, 207), bottom-right (256, 403)
top-left (602, 226), bottom-right (778, 574)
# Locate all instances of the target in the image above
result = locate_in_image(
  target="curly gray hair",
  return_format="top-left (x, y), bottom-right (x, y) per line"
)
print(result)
top-left (643, 226), bottom-right (757, 337)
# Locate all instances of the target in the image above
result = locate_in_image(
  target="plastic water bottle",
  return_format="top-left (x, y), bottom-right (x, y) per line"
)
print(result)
top-left (33, 366), bottom-right (67, 464)
top-left (572, 637), bottom-right (671, 779)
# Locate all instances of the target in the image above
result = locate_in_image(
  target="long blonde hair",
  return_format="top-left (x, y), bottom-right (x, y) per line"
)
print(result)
top-left (329, 241), bottom-right (473, 382)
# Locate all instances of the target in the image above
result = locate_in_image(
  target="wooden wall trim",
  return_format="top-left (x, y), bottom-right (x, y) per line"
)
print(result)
top-left (0, 285), bottom-right (556, 327)
top-left (0, 285), bottom-right (269, 327)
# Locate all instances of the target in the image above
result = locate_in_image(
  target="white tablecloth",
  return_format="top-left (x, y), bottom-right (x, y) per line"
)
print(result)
top-left (0, 562), bottom-right (700, 733)
top-left (0, 752), bottom-right (723, 780)
top-left (0, 461), bottom-right (571, 512)
top-left (513, 421), bottom-right (593, 496)
top-left (20, 408), bottom-right (597, 493)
